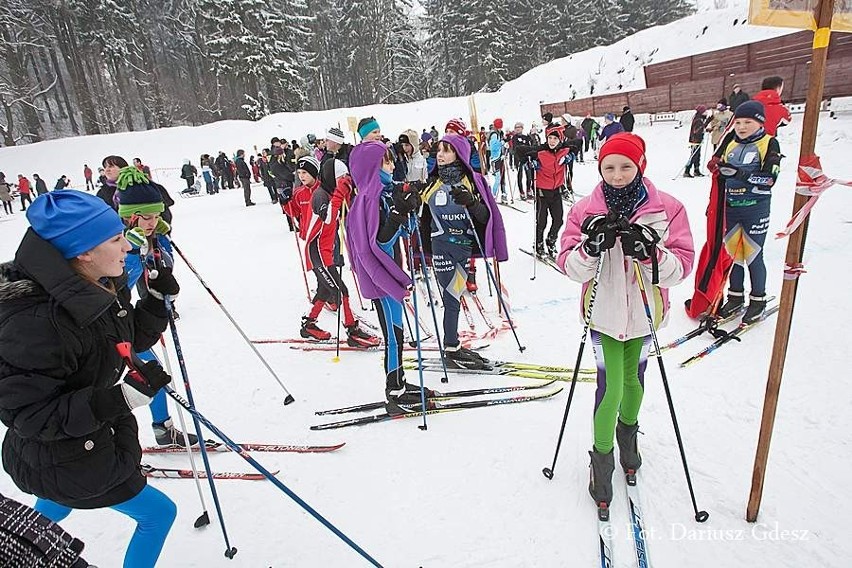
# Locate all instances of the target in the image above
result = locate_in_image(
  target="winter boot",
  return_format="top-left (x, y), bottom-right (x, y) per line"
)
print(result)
top-left (589, 448), bottom-right (615, 514)
top-left (718, 291), bottom-right (745, 318)
top-left (445, 345), bottom-right (491, 370)
top-left (346, 322), bottom-right (381, 348)
top-left (153, 418), bottom-right (199, 447)
top-left (616, 420), bottom-right (642, 481)
top-left (300, 316), bottom-right (331, 340)
top-left (683, 167), bottom-right (693, 178)
top-left (546, 238), bottom-right (558, 259)
top-left (742, 294), bottom-right (767, 324)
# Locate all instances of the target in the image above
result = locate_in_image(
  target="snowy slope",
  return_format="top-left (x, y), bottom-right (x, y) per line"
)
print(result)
top-left (2, 3), bottom-right (852, 567)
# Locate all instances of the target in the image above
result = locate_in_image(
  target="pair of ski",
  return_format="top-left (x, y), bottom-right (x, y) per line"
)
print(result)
top-left (598, 471), bottom-right (652, 568)
top-left (405, 357), bottom-right (596, 383)
top-left (519, 247), bottom-right (562, 274)
top-left (142, 442), bottom-right (345, 481)
top-left (310, 381), bottom-right (563, 430)
top-left (663, 297), bottom-right (778, 367)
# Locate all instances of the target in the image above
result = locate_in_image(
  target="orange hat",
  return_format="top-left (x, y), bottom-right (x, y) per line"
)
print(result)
top-left (598, 132), bottom-right (647, 173)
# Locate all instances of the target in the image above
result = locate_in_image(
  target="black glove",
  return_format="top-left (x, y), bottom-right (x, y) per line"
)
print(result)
top-left (620, 223), bottom-right (660, 261)
top-left (450, 184), bottom-right (478, 208)
top-left (120, 360), bottom-right (172, 410)
top-left (278, 186), bottom-right (292, 205)
top-left (147, 265), bottom-right (180, 299)
top-left (581, 212), bottom-right (624, 257)
top-left (392, 183), bottom-right (422, 215)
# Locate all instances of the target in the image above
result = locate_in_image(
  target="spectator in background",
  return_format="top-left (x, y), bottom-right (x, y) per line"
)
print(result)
top-left (0, 173), bottom-right (12, 215)
top-left (17, 174), bottom-right (32, 211)
top-left (619, 105), bottom-right (635, 132)
top-left (133, 157), bottom-right (152, 180)
top-left (729, 83), bottom-right (750, 112)
top-left (707, 98), bottom-right (733, 150)
top-left (235, 149), bottom-right (255, 207)
top-left (83, 164), bottom-right (94, 191)
top-left (180, 159), bottom-right (197, 191)
top-left (54, 175), bottom-right (70, 190)
top-left (752, 75), bottom-right (792, 136)
top-left (97, 167), bottom-right (107, 189)
top-left (32, 173), bottom-right (48, 196)
top-left (250, 154), bottom-right (260, 183)
top-left (598, 113), bottom-right (624, 145)
top-left (684, 105), bottom-right (711, 178)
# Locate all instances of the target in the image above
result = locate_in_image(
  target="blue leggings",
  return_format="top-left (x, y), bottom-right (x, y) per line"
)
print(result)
top-left (374, 297), bottom-right (404, 390)
top-left (138, 349), bottom-right (170, 425)
top-left (35, 485), bottom-right (176, 568)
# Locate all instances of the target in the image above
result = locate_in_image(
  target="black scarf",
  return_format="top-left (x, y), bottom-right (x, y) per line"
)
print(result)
top-left (602, 173), bottom-right (647, 219)
top-left (437, 162), bottom-right (464, 185)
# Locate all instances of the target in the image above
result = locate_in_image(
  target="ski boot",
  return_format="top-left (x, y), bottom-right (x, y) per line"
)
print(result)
top-left (466, 268), bottom-right (478, 293)
top-left (616, 420), bottom-right (642, 485)
top-left (445, 345), bottom-right (491, 370)
top-left (385, 380), bottom-right (425, 415)
top-left (300, 316), bottom-right (331, 340)
top-left (588, 447), bottom-right (615, 520)
top-left (535, 242), bottom-right (546, 258)
top-left (692, 169), bottom-right (705, 177)
top-left (346, 322), bottom-right (381, 348)
top-left (546, 238), bottom-right (558, 260)
top-left (153, 418), bottom-right (199, 447)
top-left (742, 294), bottom-right (767, 324)
top-left (717, 291), bottom-right (745, 318)
top-left (683, 167), bottom-right (693, 178)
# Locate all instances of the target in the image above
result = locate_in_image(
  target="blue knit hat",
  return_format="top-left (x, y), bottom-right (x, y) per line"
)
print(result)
top-left (26, 190), bottom-right (125, 259)
top-left (733, 100), bottom-right (766, 124)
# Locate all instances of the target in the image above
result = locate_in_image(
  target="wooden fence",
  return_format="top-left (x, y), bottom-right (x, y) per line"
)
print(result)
top-left (541, 30), bottom-right (852, 118)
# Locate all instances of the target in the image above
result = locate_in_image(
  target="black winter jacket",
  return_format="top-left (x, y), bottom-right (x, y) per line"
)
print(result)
top-left (0, 230), bottom-right (169, 509)
top-left (619, 111), bottom-right (635, 133)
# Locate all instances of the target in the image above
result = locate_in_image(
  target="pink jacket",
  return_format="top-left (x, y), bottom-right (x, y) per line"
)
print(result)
top-left (557, 178), bottom-right (694, 341)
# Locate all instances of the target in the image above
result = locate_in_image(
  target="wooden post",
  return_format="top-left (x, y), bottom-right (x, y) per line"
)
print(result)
top-left (746, 0), bottom-right (835, 522)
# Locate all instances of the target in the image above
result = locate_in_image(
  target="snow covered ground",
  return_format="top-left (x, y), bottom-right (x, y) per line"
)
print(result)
top-left (2, 1), bottom-right (852, 566)
top-left (2, 110), bottom-right (851, 567)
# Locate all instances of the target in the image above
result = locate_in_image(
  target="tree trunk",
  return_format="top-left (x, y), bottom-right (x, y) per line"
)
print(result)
top-left (48, 45), bottom-right (79, 134)
top-left (1, 96), bottom-right (17, 146)
top-left (52, 13), bottom-right (100, 135)
top-left (26, 52), bottom-right (55, 126)
top-left (111, 61), bottom-right (135, 131)
top-left (1, 27), bottom-right (43, 142)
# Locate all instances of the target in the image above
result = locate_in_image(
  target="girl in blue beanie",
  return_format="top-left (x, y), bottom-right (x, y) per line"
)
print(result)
top-left (0, 190), bottom-right (178, 567)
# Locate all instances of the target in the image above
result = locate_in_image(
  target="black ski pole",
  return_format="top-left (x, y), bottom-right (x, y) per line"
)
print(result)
top-left (632, 260), bottom-right (709, 523)
top-left (170, 240), bottom-right (295, 404)
top-left (161, 385), bottom-right (385, 566)
top-left (542, 255), bottom-right (604, 480)
top-left (116, 329), bottom-right (237, 559)
top-left (411, 212), bottom-right (451, 384)
top-left (463, 211), bottom-right (525, 353)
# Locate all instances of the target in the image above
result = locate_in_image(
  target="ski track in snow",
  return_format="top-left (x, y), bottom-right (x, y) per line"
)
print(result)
top-left (2, 11), bottom-right (852, 568)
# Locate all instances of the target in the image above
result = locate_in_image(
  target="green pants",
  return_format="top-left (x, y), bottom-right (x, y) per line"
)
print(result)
top-left (591, 331), bottom-right (651, 453)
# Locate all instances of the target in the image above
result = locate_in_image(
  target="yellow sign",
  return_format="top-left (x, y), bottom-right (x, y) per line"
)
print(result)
top-left (346, 116), bottom-right (358, 134)
top-left (748, 0), bottom-right (852, 32)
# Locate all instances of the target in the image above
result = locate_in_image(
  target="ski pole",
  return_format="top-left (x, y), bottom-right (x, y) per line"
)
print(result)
top-left (116, 332), bottom-right (237, 559)
top-left (531, 166), bottom-right (539, 281)
top-left (161, 384), bottom-right (384, 566)
top-left (542, 254), bottom-right (604, 480)
top-left (463, 211), bottom-right (525, 353)
top-left (411, 213), bottom-right (451, 384)
top-left (157, 336), bottom-right (210, 529)
top-left (405, 230), bottom-right (429, 430)
top-left (632, 260), bottom-right (709, 523)
top-left (289, 215), bottom-right (312, 303)
top-left (170, 240), bottom-right (295, 405)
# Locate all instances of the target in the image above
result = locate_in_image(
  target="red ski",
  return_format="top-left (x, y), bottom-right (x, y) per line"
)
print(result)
top-left (142, 463), bottom-right (272, 481)
top-left (142, 442), bottom-right (346, 454)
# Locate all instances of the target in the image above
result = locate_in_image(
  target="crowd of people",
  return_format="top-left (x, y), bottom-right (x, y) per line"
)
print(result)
top-left (0, 82), bottom-right (787, 564)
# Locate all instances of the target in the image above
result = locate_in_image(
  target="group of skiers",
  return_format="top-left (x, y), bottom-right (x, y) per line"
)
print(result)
top-left (0, 87), bottom-right (786, 565)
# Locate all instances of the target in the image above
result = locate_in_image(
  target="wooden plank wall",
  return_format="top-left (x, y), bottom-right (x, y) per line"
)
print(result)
top-left (542, 31), bottom-right (852, 117)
